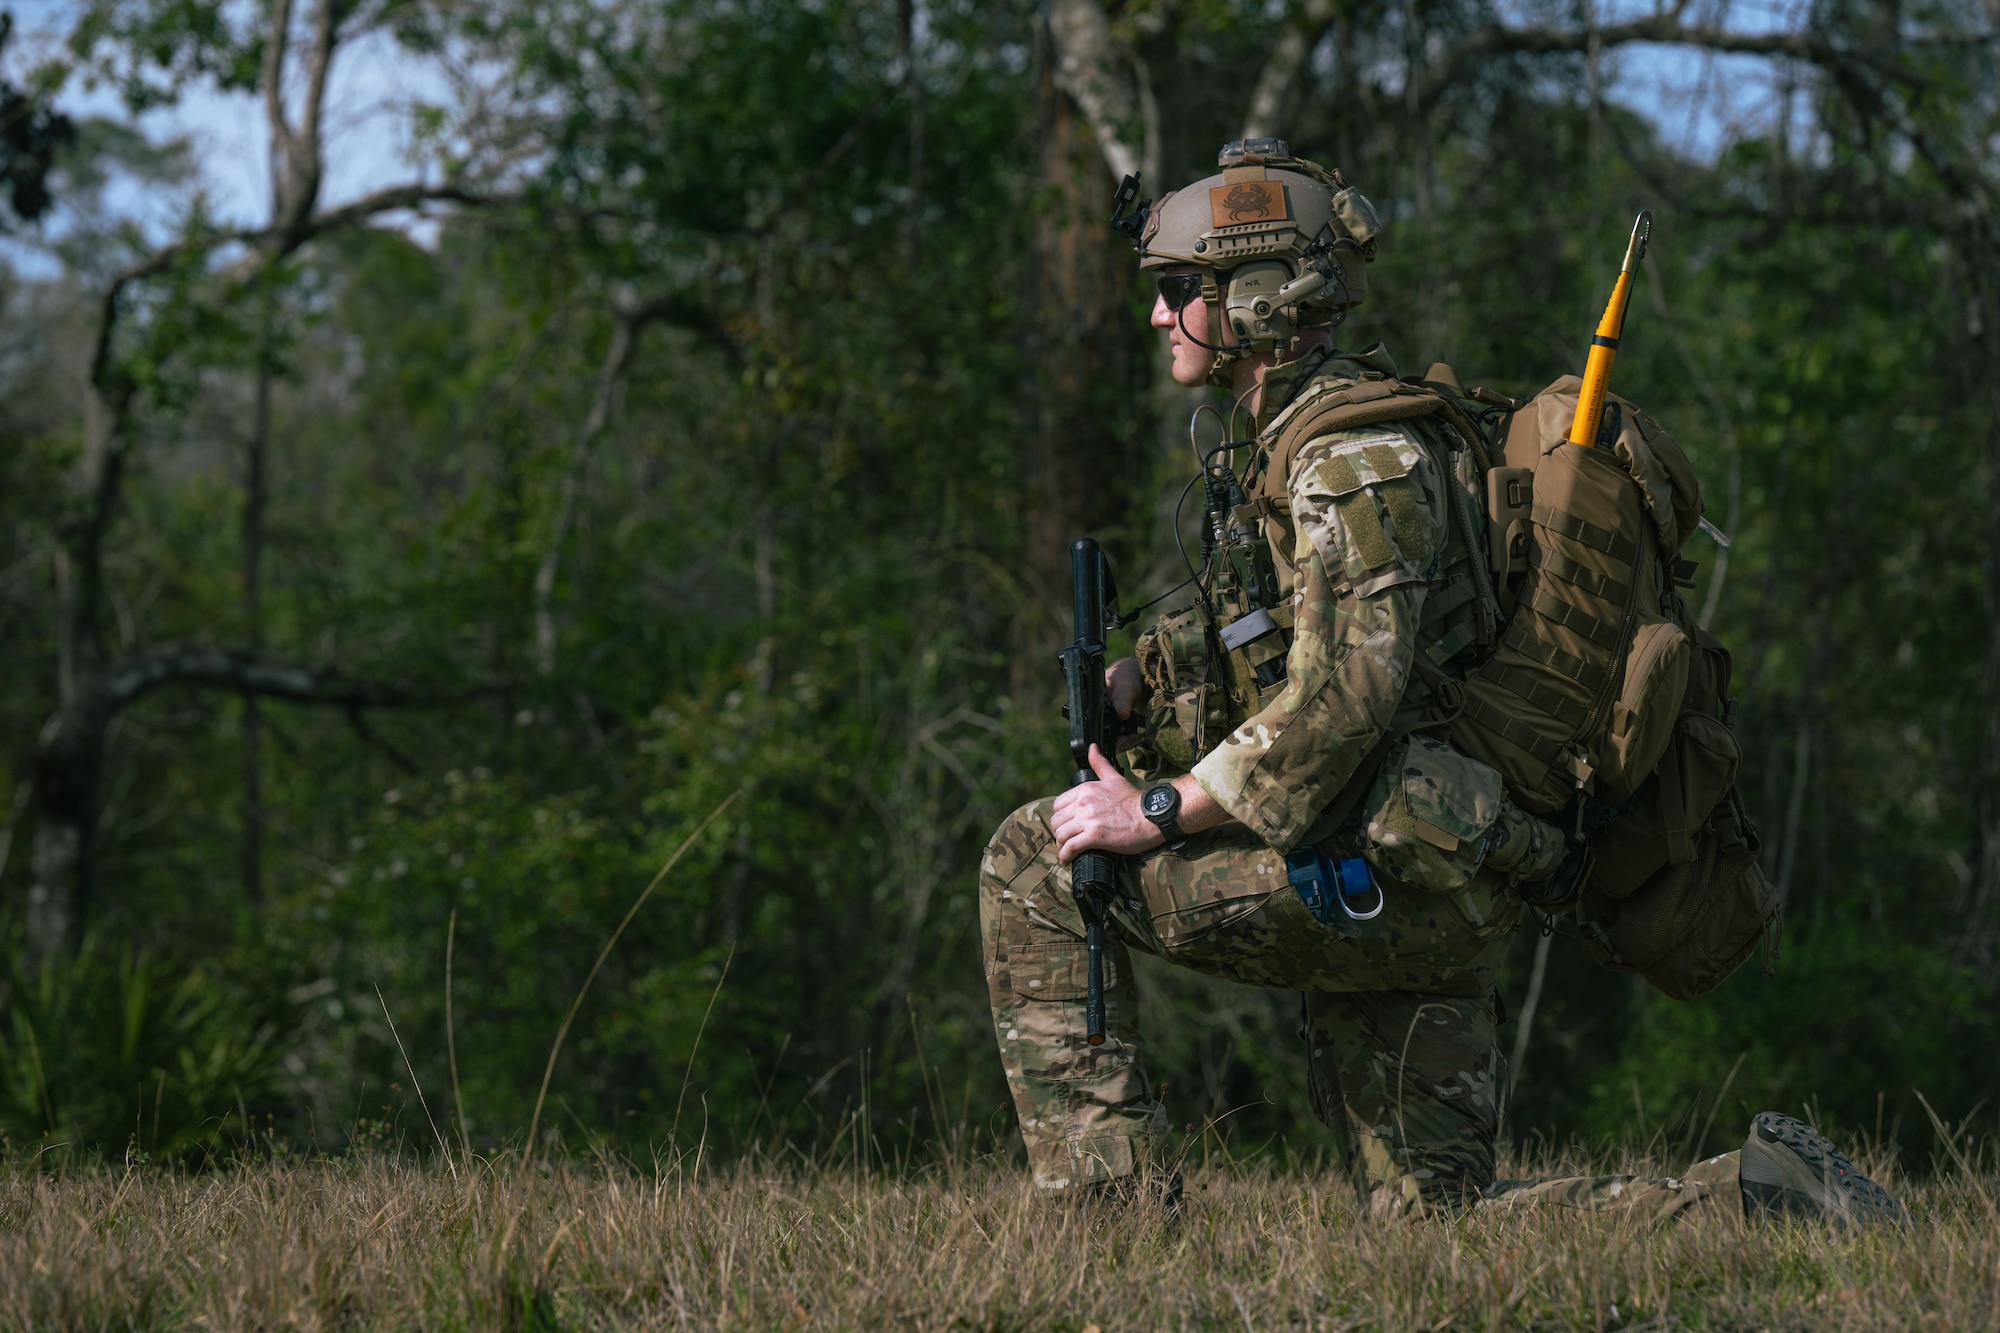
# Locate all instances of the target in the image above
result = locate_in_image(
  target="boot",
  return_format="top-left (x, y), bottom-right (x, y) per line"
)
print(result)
top-left (1738, 1112), bottom-right (1909, 1228)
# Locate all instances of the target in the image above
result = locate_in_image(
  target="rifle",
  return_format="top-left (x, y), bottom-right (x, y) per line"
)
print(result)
top-left (1567, 210), bottom-right (1653, 449)
top-left (1057, 537), bottom-right (1119, 1046)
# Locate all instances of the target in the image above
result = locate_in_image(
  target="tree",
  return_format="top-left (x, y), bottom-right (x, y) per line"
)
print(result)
top-left (26, 0), bottom-right (479, 957)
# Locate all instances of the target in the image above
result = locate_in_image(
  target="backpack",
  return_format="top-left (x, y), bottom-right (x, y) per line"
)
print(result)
top-left (1248, 367), bottom-right (1779, 1000)
top-left (1449, 375), bottom-right (1780, 1000)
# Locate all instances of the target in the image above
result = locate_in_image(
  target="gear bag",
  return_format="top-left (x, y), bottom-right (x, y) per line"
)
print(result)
top-left (1451, 375), bottom-right (1779, 1000)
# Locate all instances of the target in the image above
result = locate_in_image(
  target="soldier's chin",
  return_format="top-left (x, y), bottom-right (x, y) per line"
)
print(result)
top-left (1168, 348), bottom-right (1216, 387)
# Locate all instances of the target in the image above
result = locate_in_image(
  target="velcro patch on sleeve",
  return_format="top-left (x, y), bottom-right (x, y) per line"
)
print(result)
top-left (1311, 454), bottom-right (1365, 496)
top-left (1294, 429), bottom-right (1439, 587)
top-left (1333, 493), bottom-right (1396, 569)
top-left (1360, 442), bottom-right (1412, 481)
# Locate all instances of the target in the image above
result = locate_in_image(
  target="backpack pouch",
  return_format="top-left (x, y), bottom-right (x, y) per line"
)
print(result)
top-left (1589, 711), bottom-right (1743, 898)
top-left (1453, 440), bottom-right (1647, 812)
top-left (1594, 616), bottom-right (1690, 801)
top-left (1579, 793), bottom-right (1775, 1000)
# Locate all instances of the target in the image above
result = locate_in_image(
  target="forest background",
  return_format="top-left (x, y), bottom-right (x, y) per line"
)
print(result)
top-left (0, 0), bottom-right (1995, 1170)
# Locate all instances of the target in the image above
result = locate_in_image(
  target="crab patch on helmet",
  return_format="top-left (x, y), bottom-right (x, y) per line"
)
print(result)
top-left (1211, 181), bottom-right (1288, 227)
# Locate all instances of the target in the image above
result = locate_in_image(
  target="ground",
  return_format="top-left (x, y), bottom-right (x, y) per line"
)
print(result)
top-left (0, 1145), bottom-right (1993, 1330)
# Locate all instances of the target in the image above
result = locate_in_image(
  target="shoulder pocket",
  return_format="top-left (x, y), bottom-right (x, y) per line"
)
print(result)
top-left (1297, 433), bottom-right (1434, 579)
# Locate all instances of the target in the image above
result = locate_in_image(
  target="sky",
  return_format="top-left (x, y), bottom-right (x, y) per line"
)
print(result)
top-left (2, 0), bottom-right (453, 274)
top-left (3, 0), bottom-right (1808, 270)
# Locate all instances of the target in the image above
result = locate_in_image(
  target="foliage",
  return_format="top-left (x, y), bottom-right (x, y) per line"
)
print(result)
top-left (0, 928), bottom-right (286, 1160)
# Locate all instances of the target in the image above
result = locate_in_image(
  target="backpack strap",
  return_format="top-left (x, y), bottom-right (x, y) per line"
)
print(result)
top-left (1259, 377), bottom-right (1503, 642)
top-left (1257, 379), bottom-right (1445, 501)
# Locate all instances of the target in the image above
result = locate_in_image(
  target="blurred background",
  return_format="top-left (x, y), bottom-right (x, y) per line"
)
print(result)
top-left (0, 0), bottom-right (1994, 1167)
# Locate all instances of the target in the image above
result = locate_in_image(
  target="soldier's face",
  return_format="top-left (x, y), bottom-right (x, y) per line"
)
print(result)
top-left (1151, 268), bottom-right (1220, 387)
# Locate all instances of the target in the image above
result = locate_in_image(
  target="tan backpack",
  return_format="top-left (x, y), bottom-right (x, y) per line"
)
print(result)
top-left (1448, 376), bottom-right (1780, 1000)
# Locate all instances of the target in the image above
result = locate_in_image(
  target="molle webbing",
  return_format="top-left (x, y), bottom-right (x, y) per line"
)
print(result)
top-left (1450, 433), bottom-right (1658, 813)
top-left (1461, 692), bottom-right (1566, 767)
top-left (1525, 583), bottom-right (1627, 650)
top-left (1423, 573), bottom-right (1479, 625)
top-left (1499, 617), bottom-right (1611, 695)
top-left (1528, 544), bottom-right (1631, 605)
top-left (1483, 662), bottom-right (1588, 721)
top-left (1531, 504), bottom-right (1637, 563)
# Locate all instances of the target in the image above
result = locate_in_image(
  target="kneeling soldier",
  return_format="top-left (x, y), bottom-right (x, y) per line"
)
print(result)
top-left (978, 139), bottom-right (1903, 1228)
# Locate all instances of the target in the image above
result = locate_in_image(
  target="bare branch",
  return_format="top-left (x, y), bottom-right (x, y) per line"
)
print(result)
top-left (1419, 15), bottom-right (1992, 109)
top-left (261, 0), bottom-right (298, 162)
top-left (91, 184), bottom-right (485, 395)
top-left (278, 181), bottom-right (486, 247)
top-left (1047, 0), bottom-right (1141, 180)
top-left (297, 0), bottom-right (339, 167)
top-left (1244, 0), bottom-right (1339, 141)
top-left (534, 293), bottom-right (692, 674)
top-left (1412, 16), bottom-right (2000, 220)
top-left (107, 646), bottom-right (428, 712)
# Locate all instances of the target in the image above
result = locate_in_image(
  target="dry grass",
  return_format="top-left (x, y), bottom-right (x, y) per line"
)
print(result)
top-left (0, 1146), bottom-right (1993, 1331)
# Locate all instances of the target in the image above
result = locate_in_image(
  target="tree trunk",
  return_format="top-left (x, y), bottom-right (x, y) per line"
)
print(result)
top-left (1972, 401), bottom-right (2000, 965)
top-left (1961, 251), bottom-right (1999, 966)
top-left (1017, 49), bottom-right (1150, 703)
top-left (27, 677), bottom-right (108, 960)
top-left (242, 280), bottom-right (276, 904)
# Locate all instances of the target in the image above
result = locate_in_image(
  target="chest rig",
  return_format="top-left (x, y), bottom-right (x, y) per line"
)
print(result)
top-left (1135, 358), bottom-right (1505, 776)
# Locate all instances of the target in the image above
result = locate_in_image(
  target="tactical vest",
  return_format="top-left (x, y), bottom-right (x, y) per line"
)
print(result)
top-left (1136, 362), bottom-right (1779, 1001)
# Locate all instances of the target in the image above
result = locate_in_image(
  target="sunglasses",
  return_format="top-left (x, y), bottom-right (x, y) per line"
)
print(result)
top-left (1157, 272), bottom-right (1205, 311)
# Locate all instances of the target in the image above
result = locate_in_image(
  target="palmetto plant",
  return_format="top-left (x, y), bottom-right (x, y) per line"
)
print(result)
top-left (0, 927), bottom-right (282, 1160)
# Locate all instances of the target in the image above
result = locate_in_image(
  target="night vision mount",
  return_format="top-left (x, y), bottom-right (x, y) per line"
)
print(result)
top-left (1110, 173), bottom-right (1151, 249)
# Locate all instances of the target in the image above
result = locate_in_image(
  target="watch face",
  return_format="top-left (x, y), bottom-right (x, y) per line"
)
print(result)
top-left (1142, 786), bottom-right (1177, 818)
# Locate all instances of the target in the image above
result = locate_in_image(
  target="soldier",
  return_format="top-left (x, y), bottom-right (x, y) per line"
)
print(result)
top-left (978, 139), bottom-right (1904, 1227)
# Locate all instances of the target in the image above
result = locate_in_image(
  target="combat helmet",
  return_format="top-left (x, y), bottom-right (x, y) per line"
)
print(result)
top-left (1111, 139), bottom-right (1383, 381)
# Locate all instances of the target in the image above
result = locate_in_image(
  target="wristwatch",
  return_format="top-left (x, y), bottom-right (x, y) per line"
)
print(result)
top-left (1140, 782), bottom-right (1188, 850)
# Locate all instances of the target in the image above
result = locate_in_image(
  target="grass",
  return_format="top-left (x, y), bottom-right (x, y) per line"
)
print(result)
top-left (0, 1143), bottom-right (1993, 1331)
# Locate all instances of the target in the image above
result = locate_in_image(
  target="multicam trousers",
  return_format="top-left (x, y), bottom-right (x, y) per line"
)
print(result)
top-left (981, 796), bottom-right (1520, 1209)
top-left (978, 797), bottom-right (1743, 1220)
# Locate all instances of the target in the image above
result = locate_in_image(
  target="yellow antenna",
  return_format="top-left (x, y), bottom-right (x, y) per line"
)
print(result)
top-left (1567, 211), bottom-right (1653, 448)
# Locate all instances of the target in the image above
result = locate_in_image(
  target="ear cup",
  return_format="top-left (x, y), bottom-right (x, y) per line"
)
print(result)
top-left (1222, 260), bottom-right (1300, 349)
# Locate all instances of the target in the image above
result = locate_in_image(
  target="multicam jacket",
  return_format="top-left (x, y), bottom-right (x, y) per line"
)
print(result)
top-left (1139, 347), bottom-right (1496, 854)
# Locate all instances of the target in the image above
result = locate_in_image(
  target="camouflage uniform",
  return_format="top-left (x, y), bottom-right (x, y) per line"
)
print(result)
top-left (982, 351), bottom-right (1587, 1212)
top-left (1478, 1151), bottom-right (1741, 1221)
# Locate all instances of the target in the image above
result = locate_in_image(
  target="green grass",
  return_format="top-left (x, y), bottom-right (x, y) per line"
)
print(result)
top-left (0, 1145), bottom-right (1992, 1330)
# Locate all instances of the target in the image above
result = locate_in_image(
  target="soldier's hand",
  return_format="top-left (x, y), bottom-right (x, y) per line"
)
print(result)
top-left (1105, 657), bottom-right (1145, 752)
top-left (1050, 745), bottom-right (1161, 863)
